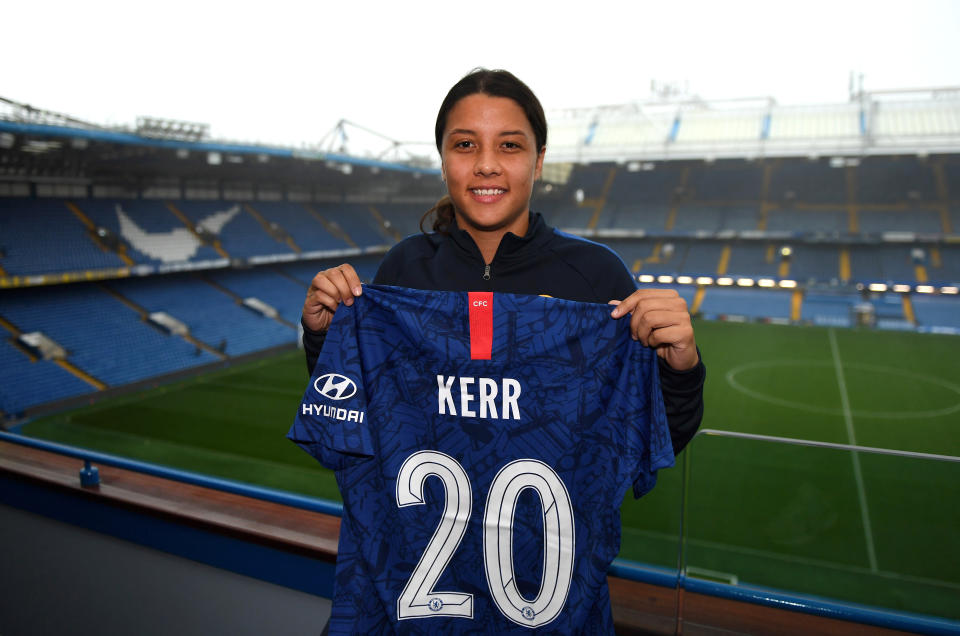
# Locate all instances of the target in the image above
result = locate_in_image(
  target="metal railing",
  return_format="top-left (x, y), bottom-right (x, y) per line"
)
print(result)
top-left (2, 428), bottom-right (959, 635)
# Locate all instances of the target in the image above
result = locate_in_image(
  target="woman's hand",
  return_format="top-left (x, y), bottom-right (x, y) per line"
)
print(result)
top-left (610, 289), bottom-right (699, 371)
top-left (302, 264), bottom-right (363, 332)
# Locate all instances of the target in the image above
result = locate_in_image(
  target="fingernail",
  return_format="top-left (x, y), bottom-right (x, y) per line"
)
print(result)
top-left (354, 286), bottom-right (362, 296)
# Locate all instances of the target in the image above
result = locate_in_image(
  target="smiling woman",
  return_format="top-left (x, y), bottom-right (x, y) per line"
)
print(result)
top-left (297, 68), bottom-right (706, 634)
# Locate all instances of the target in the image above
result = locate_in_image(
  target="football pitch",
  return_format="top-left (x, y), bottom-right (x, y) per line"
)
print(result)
top-left (19, 321), bottom-right (960, 620)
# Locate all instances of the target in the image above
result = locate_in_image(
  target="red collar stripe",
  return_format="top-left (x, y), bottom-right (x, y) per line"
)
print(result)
top-left (468, 292), bottom-right (494, 360)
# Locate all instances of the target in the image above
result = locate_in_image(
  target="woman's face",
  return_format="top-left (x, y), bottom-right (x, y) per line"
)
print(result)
top-left (440, 93), bottom-right (544, 237)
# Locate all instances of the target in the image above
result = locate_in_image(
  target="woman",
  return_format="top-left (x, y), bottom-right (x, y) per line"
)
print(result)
top-left (301, 68), bottom-right (703, 454)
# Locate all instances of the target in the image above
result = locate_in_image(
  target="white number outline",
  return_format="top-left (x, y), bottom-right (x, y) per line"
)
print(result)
top-left (396, 451), bottom-right (473, 619)
top-left (484, 459), bottom-right (575, 628)
top-left (395, 452), bottom-right (575, 629)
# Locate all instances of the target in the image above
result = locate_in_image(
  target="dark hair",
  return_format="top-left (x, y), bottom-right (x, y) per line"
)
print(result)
top-left (421, 68), bottom-right (547, 234)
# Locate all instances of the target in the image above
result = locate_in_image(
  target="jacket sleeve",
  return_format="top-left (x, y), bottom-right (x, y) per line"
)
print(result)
top-left (302, 317), bottom-right (326, 375)
top-left (658, 349), bottom-right (705, 455)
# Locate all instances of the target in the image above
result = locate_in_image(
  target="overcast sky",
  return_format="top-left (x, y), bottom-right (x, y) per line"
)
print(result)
top-left (4, 0), bottom-right (959, 156)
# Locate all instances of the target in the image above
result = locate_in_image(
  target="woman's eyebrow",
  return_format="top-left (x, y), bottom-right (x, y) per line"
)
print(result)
top-left (447, 128), bottom-right (529, 137)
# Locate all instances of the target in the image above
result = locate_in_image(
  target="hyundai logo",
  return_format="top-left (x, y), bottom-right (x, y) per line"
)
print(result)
top-left (314, 373), bottom-right (357, 400)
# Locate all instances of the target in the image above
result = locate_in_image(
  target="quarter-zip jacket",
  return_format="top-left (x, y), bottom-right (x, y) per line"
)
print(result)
top-left (302, 212), bottom-right (705, 455)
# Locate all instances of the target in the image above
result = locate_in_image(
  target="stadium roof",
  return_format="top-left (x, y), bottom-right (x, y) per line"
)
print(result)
top-left (545, 87), bottom-right (960, 163)
top-left (2, 89), bottom-right (960, 182)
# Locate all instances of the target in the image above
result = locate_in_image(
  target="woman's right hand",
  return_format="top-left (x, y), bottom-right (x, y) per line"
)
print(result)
top-left (302, 263), bottom-right (363, 332)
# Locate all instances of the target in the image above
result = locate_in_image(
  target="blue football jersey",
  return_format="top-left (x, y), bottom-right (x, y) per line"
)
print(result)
top-left (288, 285), bottom-right (673, 634)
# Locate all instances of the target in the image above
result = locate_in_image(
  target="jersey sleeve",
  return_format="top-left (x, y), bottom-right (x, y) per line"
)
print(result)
top-left (287, 299), bottom-right (375, 470)
top-left (615, 343), bottom-right (675, 498)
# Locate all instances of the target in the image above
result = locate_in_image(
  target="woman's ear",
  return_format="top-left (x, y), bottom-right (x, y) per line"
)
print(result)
top-left (534, 147), bottom-right (546, 181)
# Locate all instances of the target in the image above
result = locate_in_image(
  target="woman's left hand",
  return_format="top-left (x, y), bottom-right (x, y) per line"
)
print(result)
top-left (610, 289), bottom-right (699, 371)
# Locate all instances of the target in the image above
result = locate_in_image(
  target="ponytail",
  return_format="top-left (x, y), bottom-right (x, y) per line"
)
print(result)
top-left (419, 195), bottom-right (456, 234)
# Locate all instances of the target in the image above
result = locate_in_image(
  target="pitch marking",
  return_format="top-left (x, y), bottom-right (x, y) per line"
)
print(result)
top-left (725, 361), bottom-right (960, 419)
top-left (829, 328), bottom-right (878, 573)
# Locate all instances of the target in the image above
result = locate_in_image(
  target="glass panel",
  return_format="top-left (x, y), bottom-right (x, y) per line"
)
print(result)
top-left (680, 432), bottom-right (960, 621)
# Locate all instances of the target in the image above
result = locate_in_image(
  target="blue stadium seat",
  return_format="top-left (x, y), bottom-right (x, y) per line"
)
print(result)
top-left (858, 209), bottom-right (942, 234)
top-left (0, 198), bottom-right (127, 274)
top-left (768, 159), bottom-right (846, 204)
top-left (77, 199), bottom-right (223, 265)
top-left (726, 244), bottom-right (778, 278)
top-left (1, 284), bottom-right (221, 388)
top-left (177, 200), bottom-right (292, 260)
top-left (789, 245), bottom-right (841, 282)
top-left (698, 288), bottom-right (792, 320)
top-left (207, 269), bottom-right (306, 326)
top-left (0, 340), bottom-right (93, 415)
top-left (250, 201), bottom-right (352, 253)
top-left (109, 275), bottom-right (297, 357)
top-left (313, 203), bottom-right (392, 248)
top-left (766, 208), bottom-right (847, 233)
top-left (801, 292), bottom-right (855, 327)
top-left (911, 294), bottom-right (960, 329)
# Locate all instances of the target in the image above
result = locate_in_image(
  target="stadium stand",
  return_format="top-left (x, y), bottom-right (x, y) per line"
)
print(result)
top-left (78, 199), bottom-right (226, 265)
top-left (313, 202), bottom-right (394, 248)
top-left (725, 242), bottom-right (779, 278)
top-left (698, 287), bottom-right (793, 321)
top-left (1, 283), bottom-right (222, 389)
top-left (0, 339), bottom-right (93, 415)
top-left (248, 201), bottom-right (353, 253)
top-left (800, 290), bottom-right (856, 327)
top-left (912, 292), bottom-right (960, 330)
top-left (107, 275), bottom-right (297, 357)
top-left (0, 198), bottom-right (129, 274)
top-left (0, 93), bottom-right (958, 415)
top-left (2, 88), bottom-right (960, 636)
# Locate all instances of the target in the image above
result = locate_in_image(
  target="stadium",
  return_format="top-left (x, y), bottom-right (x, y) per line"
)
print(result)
top-left (1, 73), bottom-right (959, 635)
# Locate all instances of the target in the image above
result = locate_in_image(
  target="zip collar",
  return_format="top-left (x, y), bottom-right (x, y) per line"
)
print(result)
top-left (446, 212), bottom-right (553, 267)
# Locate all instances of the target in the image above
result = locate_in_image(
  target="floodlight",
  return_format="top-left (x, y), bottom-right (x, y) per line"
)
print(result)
top-left (717, 277), bottom-right (734, 286)
top-left (758, 279), bottom-right (776, 288)
top-left (892, 284), bottom-right (911, 293)
top-left (657, 275), bottom-right (674, 284)
top-left (676, 276), bottom-right (694, 285)
top-left (916, 285), bottom-right (935, 294)
top-left (941, 286), bottom-right (958, 295)
top-left (737, 278), bottom-right (755, 287)
top-left (778, 280), bottom-right (797, 288)
top-left (696, 276), bottom-right (714, 285)
top-left (868, 283), bottom-right (888, 292)
top-left (638, 274), bottom-right (655, 283)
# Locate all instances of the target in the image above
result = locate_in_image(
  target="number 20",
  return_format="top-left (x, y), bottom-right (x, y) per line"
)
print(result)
top-left (396, 450), bottom-right (575, 628)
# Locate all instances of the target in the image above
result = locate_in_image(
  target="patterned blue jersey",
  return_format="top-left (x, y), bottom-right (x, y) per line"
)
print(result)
top-left (288, 285), bottom-right (673, 634)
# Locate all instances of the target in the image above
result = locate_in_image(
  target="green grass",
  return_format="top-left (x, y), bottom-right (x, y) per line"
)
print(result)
top-left (20, 322), bottom-right (960, 620)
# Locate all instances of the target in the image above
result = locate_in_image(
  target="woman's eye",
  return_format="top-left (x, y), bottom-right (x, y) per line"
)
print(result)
top-left (502, 141), bottom-right (521, 150)
top-left (454, 140), bottom-right (474, 149)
